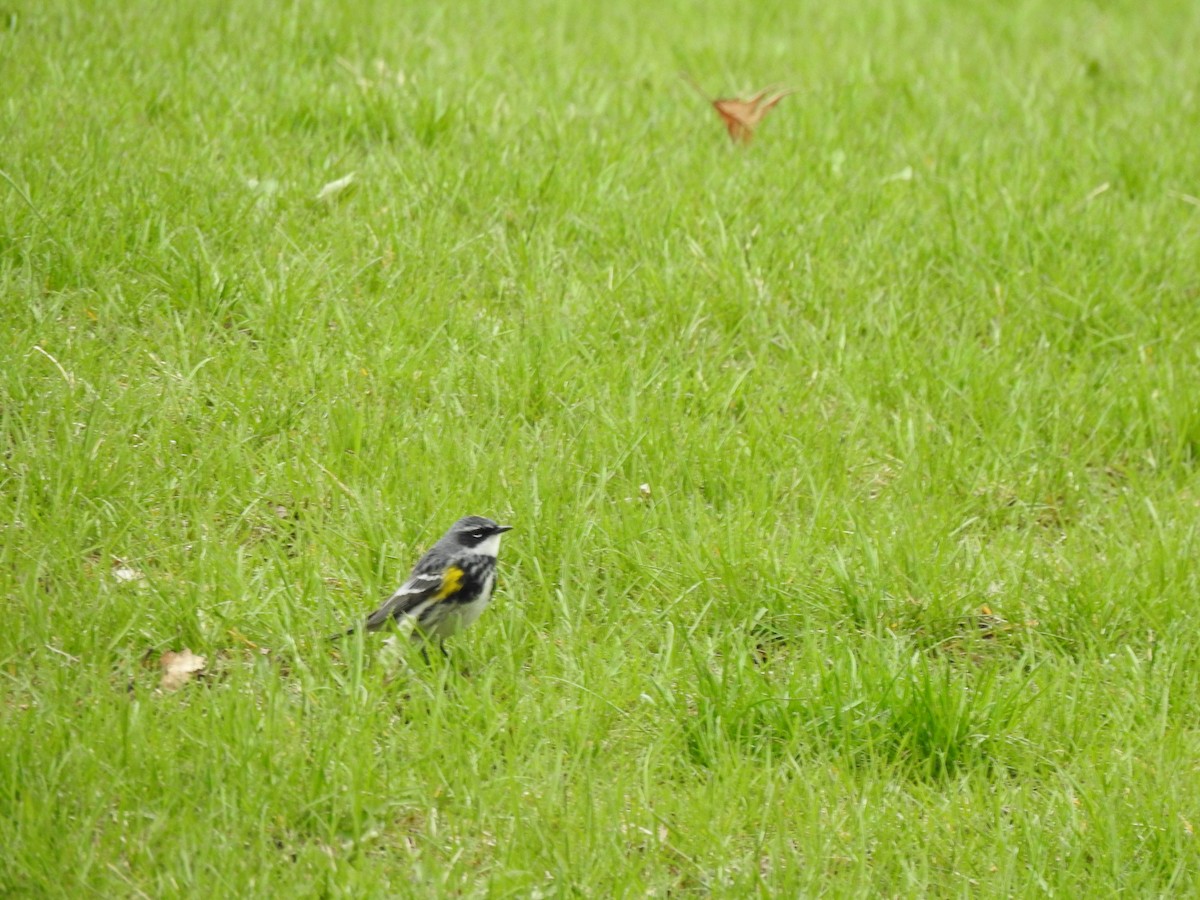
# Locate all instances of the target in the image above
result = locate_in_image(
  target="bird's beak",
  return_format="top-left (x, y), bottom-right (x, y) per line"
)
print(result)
top-left (494, 525), bottom-right (514, 534)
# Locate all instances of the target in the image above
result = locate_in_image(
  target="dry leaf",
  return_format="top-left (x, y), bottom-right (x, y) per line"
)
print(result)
top-left (712, 92), bottom-right (790, 143)
top-left (684, 74), bottom-right (797, 144)
top-left (159, 648), bottom-right (206, 691)
top-left (316, 172), bottom-right (356, 202)
top-left (112, 565), bottom-right (145, 584)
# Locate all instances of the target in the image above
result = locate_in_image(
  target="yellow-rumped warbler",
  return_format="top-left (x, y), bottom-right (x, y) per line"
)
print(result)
top-left (333, 516), bottom-right (512, 653)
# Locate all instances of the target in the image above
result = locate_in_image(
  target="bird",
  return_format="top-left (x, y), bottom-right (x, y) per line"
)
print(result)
top-left (332, 515), bottom-right (513, 656)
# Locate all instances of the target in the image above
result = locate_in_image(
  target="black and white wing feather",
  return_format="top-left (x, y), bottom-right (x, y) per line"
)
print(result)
top-left (361, 569), bottom-right (445, 631)
top-left (332, 553), bottom-right (456, 639)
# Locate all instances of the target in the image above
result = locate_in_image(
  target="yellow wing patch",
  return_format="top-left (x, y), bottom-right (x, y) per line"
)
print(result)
top-left (433, 566), bottom-right (465, 601)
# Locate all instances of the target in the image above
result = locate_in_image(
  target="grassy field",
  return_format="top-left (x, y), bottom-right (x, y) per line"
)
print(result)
top-left (3, 0), bottom-right (1200, 894)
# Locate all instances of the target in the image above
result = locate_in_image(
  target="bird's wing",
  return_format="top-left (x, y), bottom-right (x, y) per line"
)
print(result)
top-left (361, 562), bottom-right (468, 631)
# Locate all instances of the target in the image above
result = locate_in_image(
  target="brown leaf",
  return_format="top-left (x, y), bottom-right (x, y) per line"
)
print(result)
top-left (683, 74), bottom-right (797, 144)
top-left (159, 648), bottom-right (207, 692)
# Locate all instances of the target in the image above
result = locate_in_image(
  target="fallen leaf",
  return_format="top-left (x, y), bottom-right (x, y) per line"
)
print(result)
top-left (712, 92), bottom-right (790, 143)
top-left (159, 649), bottom-right (206, 691)
top-left (684, 74), bottom-right (797, 144)
top-left (316, 172), bottom-right (356, 202)
top-left (112, 564), bottom-right (145, 584)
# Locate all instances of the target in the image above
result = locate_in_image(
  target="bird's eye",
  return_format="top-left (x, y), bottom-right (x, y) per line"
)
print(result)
top-left (471, 531), bottom-right (484, 539)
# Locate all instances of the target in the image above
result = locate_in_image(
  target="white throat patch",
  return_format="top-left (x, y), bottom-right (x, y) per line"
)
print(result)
top-left (473, 532), bottom-right (504, 558)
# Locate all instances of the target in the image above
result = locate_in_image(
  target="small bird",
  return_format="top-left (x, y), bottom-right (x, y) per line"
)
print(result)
top-left (333, 515), bottom-right (513, 655)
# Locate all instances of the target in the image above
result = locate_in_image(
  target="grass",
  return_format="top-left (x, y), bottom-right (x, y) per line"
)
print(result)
top-left (3, 0), bottom-right (1200, 893)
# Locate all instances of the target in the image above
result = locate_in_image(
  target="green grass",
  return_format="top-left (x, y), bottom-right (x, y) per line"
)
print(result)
top-left (3, 0), bottom-right (1200, 893)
